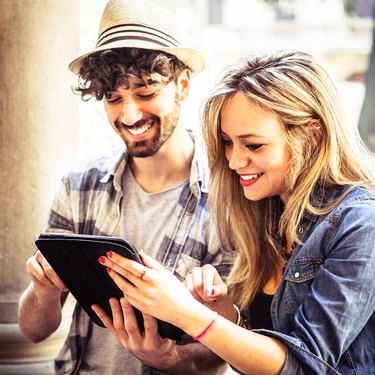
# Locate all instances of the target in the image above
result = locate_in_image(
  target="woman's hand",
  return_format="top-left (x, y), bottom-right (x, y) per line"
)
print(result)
top-left (184, 264), bottom-right (236, 322)
top-left (184, 264), bottom-right (227, 303)
top-left (98, 250), bottom-right (200, 327)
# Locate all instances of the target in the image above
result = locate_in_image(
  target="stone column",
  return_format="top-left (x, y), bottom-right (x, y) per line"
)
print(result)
top-left (0, 1), bottom-right (79, 373)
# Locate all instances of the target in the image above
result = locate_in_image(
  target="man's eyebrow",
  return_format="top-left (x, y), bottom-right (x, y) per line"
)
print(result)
top-left (134, 79), bottom-right (161, 89)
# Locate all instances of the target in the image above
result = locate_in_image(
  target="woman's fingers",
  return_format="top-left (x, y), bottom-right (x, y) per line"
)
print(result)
top-left (97, 251), bottom-right (196, 324)
top-left (201, 264), bottom-right (217, 298)
top-left (107, 251), bottom-right (146, 277)
top-left (189, 264), bottom-right (226, 302)
top-left (184, 273), bottom-right (205, 302)
top-left (100, 250), bottom-right (166, 280)
top-left (98, 253), bottom-right (147, 290)
top-left (139, 250), bottom-right (164, 270)
top-left (106, 266), bottom-right (140, 296)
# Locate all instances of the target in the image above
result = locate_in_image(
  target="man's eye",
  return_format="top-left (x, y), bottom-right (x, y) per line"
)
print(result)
top-left (246, 144), bottom-right (262, 151)
top-left (138, 92), bottom-right (157, 100)
top-left (105, 96), bottom-right (121, 104)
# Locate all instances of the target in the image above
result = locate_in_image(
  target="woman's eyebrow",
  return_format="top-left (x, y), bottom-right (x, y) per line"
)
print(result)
top-left (238, 133), bottom-right (260, 139)
top-left (220, 131), bottom-right (264, 139)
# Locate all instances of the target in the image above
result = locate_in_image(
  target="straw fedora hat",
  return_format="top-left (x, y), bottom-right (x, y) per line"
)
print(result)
top-left (69, 0), bottom-right (205, 75)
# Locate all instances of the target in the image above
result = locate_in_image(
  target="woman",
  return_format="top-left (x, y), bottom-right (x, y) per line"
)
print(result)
top-left (94, 50), bottom-right (375, 374)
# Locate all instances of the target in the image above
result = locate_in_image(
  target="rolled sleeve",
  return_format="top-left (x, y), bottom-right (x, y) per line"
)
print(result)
top-left (253, 329), bottom-right (340, 375)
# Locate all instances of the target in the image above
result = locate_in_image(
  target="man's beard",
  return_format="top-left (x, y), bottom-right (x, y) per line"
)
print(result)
top-left (118, 94), bottom-right (181, 158)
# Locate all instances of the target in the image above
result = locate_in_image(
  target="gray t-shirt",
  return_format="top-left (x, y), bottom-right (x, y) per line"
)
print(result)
top-left (79, 165), bottom-right (188, 374)
top-left (120, 164), bottom-right (189, 260)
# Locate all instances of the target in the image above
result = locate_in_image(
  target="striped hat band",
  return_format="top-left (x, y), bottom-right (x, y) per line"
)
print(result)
top-left (97, 23), bottom-right (180, 49)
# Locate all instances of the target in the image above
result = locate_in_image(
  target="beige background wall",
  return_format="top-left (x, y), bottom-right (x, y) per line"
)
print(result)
top-left (0, 1), bottom-right (79, 373)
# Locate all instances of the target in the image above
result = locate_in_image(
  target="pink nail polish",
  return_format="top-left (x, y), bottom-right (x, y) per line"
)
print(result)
top-left (107, 251), bottom-right (113, 258)
top-left (106, 267), bottom-right (111, 273)
top-left (211, 288), bottom-right (215, 296)
top-left (98, 256), bottom-right (106, 264)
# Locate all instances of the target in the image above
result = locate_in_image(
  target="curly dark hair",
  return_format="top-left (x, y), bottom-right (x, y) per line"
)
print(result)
top-left (73, 48), bottom-right (188, 101)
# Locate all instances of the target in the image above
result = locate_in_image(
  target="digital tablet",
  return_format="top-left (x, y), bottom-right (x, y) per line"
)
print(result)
top-left (35, 232), bottom-right (184, 341)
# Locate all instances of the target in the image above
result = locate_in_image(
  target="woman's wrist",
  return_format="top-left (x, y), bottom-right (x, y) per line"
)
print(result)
top-left (192, 312), bottom-right (218, 340)
top-left (211, 294), bottom-right (237, 322)
top-left (179, 301), bottom-right (219, 339)
top-left (233, 304), bottom-right (248, 329)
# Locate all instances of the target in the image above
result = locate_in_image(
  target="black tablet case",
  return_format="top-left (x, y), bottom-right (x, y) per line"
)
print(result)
top-left (35, 233), bottom-right (184, 341)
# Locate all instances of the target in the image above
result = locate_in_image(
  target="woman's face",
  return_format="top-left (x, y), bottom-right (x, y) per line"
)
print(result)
top-left (220, 93), bottom-right (291, 202)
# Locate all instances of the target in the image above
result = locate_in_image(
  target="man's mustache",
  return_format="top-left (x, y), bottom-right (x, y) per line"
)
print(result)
top-left (114, 117), bottom-right (158, 130)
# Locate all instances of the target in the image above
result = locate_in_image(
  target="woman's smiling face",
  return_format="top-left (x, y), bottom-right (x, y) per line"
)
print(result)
top-left (220, 93), bottom-right (291, 203)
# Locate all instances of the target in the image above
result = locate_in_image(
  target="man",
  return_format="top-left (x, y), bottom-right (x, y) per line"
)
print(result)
top-left (18, 0), bottom-right (236, 374)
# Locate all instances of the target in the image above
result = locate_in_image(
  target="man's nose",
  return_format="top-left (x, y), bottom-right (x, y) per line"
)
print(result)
top-left (121, 100), bottom-right (143, 125)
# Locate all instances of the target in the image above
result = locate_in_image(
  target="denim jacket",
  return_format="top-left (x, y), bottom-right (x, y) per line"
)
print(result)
top-left (254, 185), bottom-right (375, 374)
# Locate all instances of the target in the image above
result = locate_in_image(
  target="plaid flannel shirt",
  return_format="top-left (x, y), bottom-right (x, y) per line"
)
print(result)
top-left (47, 136), bottom-right (236, 374)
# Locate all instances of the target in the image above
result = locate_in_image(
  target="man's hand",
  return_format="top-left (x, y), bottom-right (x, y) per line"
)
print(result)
top-left (18, 250), bottom-right (68, 342)
top-left (27, 250), bottom-right (68, 293)
top-left (92, 297), bottom-right (177, 367)
top-left (92, 298), bottom-right (230, 374)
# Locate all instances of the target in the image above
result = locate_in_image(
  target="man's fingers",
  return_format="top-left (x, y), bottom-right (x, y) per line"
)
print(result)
top-left (92, 303), bottom-right (113, 328)
top-left (27, 251), bottom-right (68, 291)
top-left (120, 297), bottom-right (142, 337)
top-left (142, 312), bottom-right (159, 338)
top-left (92, 301), bottom-right (122, 343)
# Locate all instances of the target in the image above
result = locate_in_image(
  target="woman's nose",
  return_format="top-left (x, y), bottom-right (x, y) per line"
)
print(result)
top-left (227, 147), bottom-right (250, 171)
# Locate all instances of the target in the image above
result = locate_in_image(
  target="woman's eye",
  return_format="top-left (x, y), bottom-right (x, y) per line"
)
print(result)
top-left (246, 144), bottom-right (262, 151)
top-left (222, 139), bottom-right (232, 146)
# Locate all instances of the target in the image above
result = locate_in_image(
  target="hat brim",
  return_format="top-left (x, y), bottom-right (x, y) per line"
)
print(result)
top-left (69, 41), bottom-right (205, 76)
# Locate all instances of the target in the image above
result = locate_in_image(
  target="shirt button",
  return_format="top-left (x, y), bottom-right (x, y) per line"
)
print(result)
top-left (298, 227), bottom-right (303, 234)
top-left (294, 272), bottom-right (300, 278)
top-left (111, 212), bottom-right (118, 219)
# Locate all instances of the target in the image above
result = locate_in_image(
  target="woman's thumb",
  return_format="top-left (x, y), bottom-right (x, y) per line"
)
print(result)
top-left (139, 250), bottom-right (163, 270)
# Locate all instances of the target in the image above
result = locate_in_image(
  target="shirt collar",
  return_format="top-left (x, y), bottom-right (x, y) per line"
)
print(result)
top-left (99, 130), bottom-right (209, 197)
top-left (303, 183), bottom-right (352, 222)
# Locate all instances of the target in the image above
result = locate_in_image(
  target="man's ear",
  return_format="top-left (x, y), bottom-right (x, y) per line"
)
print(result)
top-left (177, 69), bottom-right (191, 101)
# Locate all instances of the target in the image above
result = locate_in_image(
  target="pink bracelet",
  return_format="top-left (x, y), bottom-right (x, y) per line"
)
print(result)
top-left (193, 312), bottom-right (218, 341)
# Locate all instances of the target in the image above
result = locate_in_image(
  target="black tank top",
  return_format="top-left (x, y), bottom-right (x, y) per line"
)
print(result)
top-left (247, 292), bottom-right (274, 330)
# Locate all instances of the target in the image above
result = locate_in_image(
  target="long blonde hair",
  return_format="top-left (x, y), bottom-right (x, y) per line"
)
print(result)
top-left (201, 50), bottom-right (375, 309)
